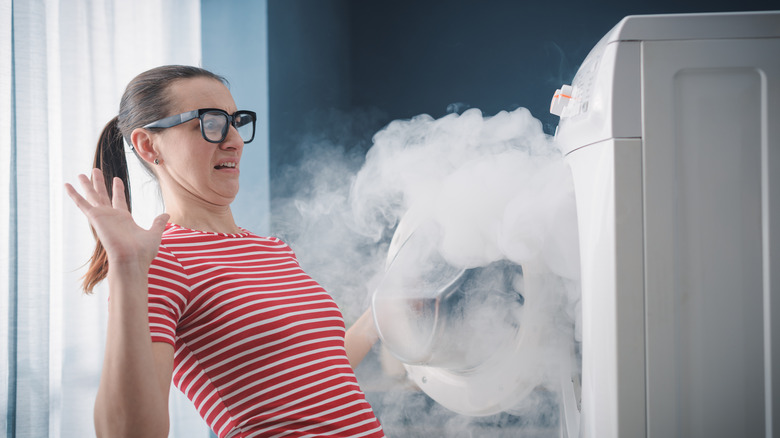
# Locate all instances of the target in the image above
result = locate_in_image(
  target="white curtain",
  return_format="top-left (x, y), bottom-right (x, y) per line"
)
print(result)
top-left (1, 0), bottom-right (211, 436)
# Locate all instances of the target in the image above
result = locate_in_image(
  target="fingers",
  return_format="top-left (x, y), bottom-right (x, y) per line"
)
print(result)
top-left (111, 177), bottom-right (128, 210)
top-left (149, 214), bottom-right (171, 234)
top-left (70, 169), bottom-right (124, 208)
top-left (91, 168), bottom-right (110, 202)
top-left (78, 174), bottom-right (105, 206)
top-left (64, 182), bottom-right (92, 214)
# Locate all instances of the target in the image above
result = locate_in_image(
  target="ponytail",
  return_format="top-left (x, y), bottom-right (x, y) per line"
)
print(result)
top-left (82, 116), bottom-right (131, 294)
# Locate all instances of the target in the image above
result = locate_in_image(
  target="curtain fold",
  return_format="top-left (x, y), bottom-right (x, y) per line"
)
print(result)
top-left (2, 1), bottom-right (207, 436)
top-left (1, 0), bottom-right (14, 431)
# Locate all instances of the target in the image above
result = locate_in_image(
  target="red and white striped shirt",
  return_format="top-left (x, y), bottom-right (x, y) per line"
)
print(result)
top-left (147, 224), bottom-right (384, 438)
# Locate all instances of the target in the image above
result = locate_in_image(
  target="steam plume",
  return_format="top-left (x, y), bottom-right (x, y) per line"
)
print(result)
top-left (272, 106), bottom-right (580, 435)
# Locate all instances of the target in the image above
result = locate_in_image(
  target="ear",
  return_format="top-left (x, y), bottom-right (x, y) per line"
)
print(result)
top-left (130, 128), bottom-right (158, 166)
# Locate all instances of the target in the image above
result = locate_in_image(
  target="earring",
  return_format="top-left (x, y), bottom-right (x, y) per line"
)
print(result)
top-left (154, 158), bottom-right (160, 165)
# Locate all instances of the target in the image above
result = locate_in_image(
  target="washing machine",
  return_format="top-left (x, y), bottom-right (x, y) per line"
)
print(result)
top-left (551, 11), bottom-right (780, 438)
top-left (372, 10), bottom-right (780, 438)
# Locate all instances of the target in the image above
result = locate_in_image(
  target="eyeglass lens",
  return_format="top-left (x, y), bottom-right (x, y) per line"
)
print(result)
top-left (201, 111), bottom-right (255, 143)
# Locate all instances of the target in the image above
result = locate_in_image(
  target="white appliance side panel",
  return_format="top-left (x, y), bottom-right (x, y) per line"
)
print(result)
top-left (642, 37), bottom-right (780, 438)
top-left (565, 138), bottom-right (645, 438)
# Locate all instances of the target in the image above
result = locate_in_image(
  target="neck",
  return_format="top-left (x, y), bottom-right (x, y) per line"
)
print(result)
top-left (162, 195), bottom-right (240, 235)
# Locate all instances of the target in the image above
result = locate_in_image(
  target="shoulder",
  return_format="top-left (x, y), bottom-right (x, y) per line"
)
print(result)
top-left (236, 230), bottom-right (298, 254)
top-left (149, 242), bottom-right (189, 292)
top-left (254, 234), bottom-right (299, 260)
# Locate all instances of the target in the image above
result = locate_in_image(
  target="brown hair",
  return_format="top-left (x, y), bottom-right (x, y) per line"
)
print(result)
top-left (83, 65), bottom-right (227, 293)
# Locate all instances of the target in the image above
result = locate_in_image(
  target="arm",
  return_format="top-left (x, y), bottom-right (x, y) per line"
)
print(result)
top-left (66, 170), bottom-right (173, 437)
top-left (93, 264), bottom-right (174, 437)
top-left (345, 308), bottom-right (379, 369)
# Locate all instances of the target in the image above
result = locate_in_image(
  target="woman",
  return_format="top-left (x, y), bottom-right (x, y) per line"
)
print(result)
top-left (65, 65), bottom-right (384, 438)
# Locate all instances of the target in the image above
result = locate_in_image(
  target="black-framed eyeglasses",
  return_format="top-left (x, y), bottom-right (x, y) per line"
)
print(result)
top-left (143, 108), bottom-right (257, 144)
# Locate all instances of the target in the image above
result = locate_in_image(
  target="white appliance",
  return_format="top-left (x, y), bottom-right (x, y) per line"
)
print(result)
top-left (551, 11), bottom-right (780, 438)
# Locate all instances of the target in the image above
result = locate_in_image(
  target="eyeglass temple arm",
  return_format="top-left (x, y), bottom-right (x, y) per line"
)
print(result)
top-left (144, 109), bottom-right (199, 129)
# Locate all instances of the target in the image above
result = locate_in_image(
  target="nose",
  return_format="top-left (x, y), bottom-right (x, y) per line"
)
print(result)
top-left (220, 124), bottom-right (244, 150)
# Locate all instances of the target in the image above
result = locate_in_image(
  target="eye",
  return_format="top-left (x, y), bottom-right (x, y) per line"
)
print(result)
top-left (235, 114), bottom-right (252, 128)
top-left (201, 113), bottom-right (225, 133)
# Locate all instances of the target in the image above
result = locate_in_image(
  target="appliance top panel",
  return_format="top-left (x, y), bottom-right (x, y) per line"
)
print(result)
top-left (604, 11), bottom-right (780, 43)
top-left (552, 11), bottom-right (780, 156)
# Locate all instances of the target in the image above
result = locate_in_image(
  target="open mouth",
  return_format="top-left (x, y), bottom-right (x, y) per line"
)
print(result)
top-left (214, 162), bottom-right (238, 170)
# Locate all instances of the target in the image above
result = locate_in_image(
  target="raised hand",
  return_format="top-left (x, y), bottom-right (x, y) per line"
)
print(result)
top-left (65, 168), bottom-right (169, 268)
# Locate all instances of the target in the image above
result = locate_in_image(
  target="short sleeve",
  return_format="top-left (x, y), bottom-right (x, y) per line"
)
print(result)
top-left (147, 244), bottom-right (189, 345)
top-left (273, 237), bottom-right (301, 266)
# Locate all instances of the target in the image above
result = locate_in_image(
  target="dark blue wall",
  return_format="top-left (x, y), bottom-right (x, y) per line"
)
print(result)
top-left (267, 0), bottom-right (777, 200)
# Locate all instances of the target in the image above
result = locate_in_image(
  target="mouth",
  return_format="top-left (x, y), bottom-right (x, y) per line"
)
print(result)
top-left (214, 161), bottom-right (239, 170)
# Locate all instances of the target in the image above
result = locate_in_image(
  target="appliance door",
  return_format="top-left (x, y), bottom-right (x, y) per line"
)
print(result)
top-left (372, 210), bottom-right (581, 429)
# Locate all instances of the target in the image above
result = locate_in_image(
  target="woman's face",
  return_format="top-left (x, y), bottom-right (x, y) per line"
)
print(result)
top-left (153, 77), bottom-right (244, 208)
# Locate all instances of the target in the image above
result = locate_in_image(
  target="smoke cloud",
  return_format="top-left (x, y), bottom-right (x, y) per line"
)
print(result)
top-left (271, 106), bottom-right (580, 436)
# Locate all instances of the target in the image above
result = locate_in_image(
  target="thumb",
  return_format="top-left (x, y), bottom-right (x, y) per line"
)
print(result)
top-left (149, 213), bottom-right (171, 235)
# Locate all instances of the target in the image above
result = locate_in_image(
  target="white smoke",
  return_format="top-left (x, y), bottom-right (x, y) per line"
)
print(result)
top-left (352, 107), bottom-right (578, 275)
top-left (272, 106), bottom-right (580, 435)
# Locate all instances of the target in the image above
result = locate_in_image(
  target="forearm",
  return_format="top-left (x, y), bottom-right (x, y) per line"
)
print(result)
top-left (345, 308), bottom-right (379, 369)
top-left (94, 262), bottom-right (169, 438)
